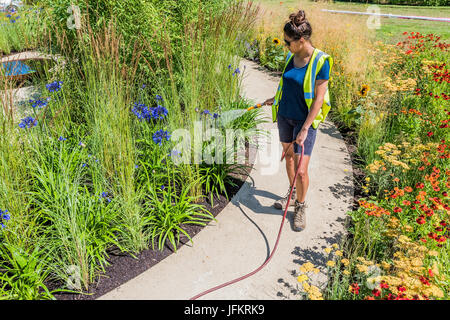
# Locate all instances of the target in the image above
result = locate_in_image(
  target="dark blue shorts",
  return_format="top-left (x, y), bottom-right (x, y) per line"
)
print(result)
top-left (277, 113), bottom-right (317, 156)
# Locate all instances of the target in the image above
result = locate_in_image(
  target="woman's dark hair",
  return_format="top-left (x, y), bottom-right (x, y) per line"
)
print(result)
top-left (284, 10), bottom-right (312, 41)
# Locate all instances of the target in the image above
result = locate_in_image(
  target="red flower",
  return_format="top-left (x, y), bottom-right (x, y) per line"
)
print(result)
top-left (416, 183), bottom-right (425, 189)
top-left (428, 269), bottom-right (434, 277)
top-left (398, 286), bottom-right (406, 293)
top-left (416, 216), bottom-right (426, 225)
top-left (427, 131), bottom-right (434, 137)
top-left (394, 207), bottom-right (402, 213)
top-left (419, 276), bottom-right (430, 286)
top-left (372, 289), bottom-right (381, 297)
top-left (428, 232), bottom-right (437, 239)
top-left (380, 282), bottom-right (389, 289)
top-left (350, 283), bottom-right (360, 295)
top-left (436, 235), bottom-right (446, 243)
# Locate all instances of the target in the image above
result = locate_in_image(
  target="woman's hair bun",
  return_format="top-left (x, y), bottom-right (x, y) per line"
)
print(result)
top-left (289, 10), bottom-right (307, 26)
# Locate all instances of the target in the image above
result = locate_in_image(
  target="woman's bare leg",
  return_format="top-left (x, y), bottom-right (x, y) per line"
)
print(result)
top-left (294, 154), bottom-right (311, 203)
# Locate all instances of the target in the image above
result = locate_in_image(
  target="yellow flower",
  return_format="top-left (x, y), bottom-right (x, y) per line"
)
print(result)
top-left (302, 282), bottom-right (311, 291)
top-left (299, 266), bottom-right (307, 273)
top-left (358, 84), bottom-right (370, 97)
top-left (335, 250), bottom-right (343, 257)
top-left (343, 270), bottom-right (350, 276)
top-left (332, 243), bottom-right (339, 249)
top-left (357, 264), bottom-right (369, 274)
top-left (302, 262), bottom-right (315, 272)
top-left (326, 260), bottom-right (336, 267)
top-left (272, 37), bottom-right (281, 45)
top-left (297, 274), bottom-right (309, 283)
top-left (324, 247), bottom-right (333, 254)
top-left (428, 250), bottom-right (439, 257)
top-left (341, 258), bottom-right (350, 267)
top-left (312, 268), bottom-right (320, 274)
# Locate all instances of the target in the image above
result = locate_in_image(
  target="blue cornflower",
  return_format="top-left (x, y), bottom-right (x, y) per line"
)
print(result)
top-left (152, 129), bottom-right (171, 146)
top-left (212, 113), bottom-right (219, 119)
top-left (29, 97), bottom-right (49, 109)
top-left (58, 136), bottom-right (66, 141)
top-left (46, 81), bottom-right (63, 93)
top-left (152, 105), bottom-right (168, 120)
top-left (18, 116), bottom-right (37, 129)
top-left (161, 185), bottom-right (165, 190)
top-left (155, 95), bottom-right (163, 101)
top-left (232, 68), bottom-right (240, 76)
top-left (135, 164), bottom-right (139, 169)
top-left (6, 14), bottom-right (11, 18)
top-left (228, 64), bottom-right (232, 70)
top-left (202, 109), bottom-right (211, 116)
top-left (82, 163), bottom-right (88, 168)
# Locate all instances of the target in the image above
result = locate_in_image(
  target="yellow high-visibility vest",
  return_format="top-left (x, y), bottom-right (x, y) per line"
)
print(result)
top-left (272, 48), bottom-right (333, 129)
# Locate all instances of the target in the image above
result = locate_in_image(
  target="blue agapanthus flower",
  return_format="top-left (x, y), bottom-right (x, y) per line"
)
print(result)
top-left (212, 113), bottom-right (220, 119)
top-left (155, 95), bottom-right (163, 101)
top-left (58, 136), bottom-right (67, 141)
top-left (0, 209), bottom-right (10, 229)
top-left (202, 109), bottom-right (211, 116)
top-left (169, 149), bottom-right (181, 157)
top-left (232, 68), bottom-right (240, 76)
top-left (18, 116), bottom-right (37, 129)
top-left (29, 97), bottom-right (49, 109)
top-left (99, 192), bottom-right (112, 203)
top-left (46, 81), bottom-right (63, 93)
top-left (152, 129), bottom-right (171, 146)
top-left (132, 102), bottom-right (153, 121)
top-left (152, 105), bottom-right (168, 120)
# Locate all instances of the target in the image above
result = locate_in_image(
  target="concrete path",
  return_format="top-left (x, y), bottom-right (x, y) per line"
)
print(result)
top-left (98, 59), bottom-right (354, 300)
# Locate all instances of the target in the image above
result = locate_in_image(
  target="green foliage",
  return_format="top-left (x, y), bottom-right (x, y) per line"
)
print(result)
top-left (259, 37), bottom-right (286, 71)
top-left (146, 180), bottom-right (215, 252)
top-left (0, 243), bottom-right (55, 300)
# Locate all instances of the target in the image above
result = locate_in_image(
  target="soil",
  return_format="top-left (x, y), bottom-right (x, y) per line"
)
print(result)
top-left (50, 142), bottom-right (258, 300)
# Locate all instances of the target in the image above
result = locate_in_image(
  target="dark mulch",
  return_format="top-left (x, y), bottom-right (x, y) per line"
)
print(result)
top-left (50, 143), bottom-right (257, 300)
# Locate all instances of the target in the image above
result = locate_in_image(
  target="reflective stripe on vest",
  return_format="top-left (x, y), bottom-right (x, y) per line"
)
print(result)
top-left (272, 48), bottom-right (333, 129)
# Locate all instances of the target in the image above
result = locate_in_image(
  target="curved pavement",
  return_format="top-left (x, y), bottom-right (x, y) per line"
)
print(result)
top-left (98, 58), bottom-right (354, 300)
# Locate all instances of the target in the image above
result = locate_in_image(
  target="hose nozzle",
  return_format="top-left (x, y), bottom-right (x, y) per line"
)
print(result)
top-left (246, 103), bottom-right (262, 111)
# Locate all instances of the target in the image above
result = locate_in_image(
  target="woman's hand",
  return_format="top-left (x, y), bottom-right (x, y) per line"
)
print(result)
top-left (260, 97), bottom-right (275, 106)
top-left (295, 127), bottom-right (308, 147)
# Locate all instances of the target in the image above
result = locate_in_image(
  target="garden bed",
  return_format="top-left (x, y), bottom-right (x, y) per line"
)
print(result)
top-left (50, 142), bottom-right (258, 300)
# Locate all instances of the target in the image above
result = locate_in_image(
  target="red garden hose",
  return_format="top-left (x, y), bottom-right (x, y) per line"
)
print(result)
top-left (190, 141), bottom-right (302, 300)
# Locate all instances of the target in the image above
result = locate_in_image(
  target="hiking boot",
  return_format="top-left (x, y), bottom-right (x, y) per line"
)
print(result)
top-left (274, 187), bottom-right (296, 210)
top-left (293, 200), bottom-right (307, 231)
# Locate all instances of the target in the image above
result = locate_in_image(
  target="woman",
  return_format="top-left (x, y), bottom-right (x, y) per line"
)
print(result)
top-left (259, 9), bottom-right (333, 232)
